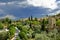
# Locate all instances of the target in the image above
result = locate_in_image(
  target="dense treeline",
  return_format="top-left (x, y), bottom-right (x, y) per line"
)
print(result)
top-left (0, 14), bottom-right (60, 40)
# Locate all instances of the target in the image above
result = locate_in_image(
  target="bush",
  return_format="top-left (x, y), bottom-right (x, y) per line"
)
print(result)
top-left (35, 29), bottom-right (58, 40)
top-left (56, 19), bottom-right (60, 26)
top-left (16, 37), bottom-right (20, 40)
top-left (9, 25), bottom-right (16, 38)
top-left (0, 22), bottom-right (3, 29)
top-left (32, 32), bottom-right (35, 38)
top-left (19, 32), bottom-right (28, 40)
top-left (0, 32), bottom-right (8, 40)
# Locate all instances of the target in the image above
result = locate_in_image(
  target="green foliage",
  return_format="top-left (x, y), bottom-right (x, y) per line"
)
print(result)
top-left (17, 25), bottom-right (29, 40)
top-left (25, 20), bottom-right (30, 24)
top-left (0, 15), bottom-right (60, 40)
top-left (17, 25), bottom-right (22, 30)
top-left (0, 22), bottom-right (3, 29)
top-left (32, 32), bottom-right (35, 38)
top-left (35, 32), bottom-right (50, 40)
top-left (19, 32), bottom-right (28, 40)
top-left (16, 37), bottom-right (20, 40)
top-left (41, 19), bottom-right (46, 31)
top-left (22, 26), bottom-right (28, 33)
top-left (56, 33), bottom-right (60, 40)
top-left (17, 25), bottom-right (28, 33)
top-left (0, 32), bottom-right (8, 40)
top-left (56, 19), bottom-right (60, 26)
top-left (32, 21), bottom-right (40, 25)
top-left (9, 25), bottom-right (16, 37)
top-left (34, 17), bottom-right (37, 21)
top-left (3, 18), bottom-right (12, 24)
top-left (35, 29), bottom-right (59, 40)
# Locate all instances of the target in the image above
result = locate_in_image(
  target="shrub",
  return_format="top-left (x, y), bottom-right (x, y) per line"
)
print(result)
top-left (19, 32), bottom-right (28, 40)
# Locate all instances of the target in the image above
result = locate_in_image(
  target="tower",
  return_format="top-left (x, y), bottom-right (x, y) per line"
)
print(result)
top-left (48, 16), bottom-right (56, 30)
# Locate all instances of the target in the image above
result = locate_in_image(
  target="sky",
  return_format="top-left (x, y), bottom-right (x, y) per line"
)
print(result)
top-left (0, 0), bottom-right (60, 20)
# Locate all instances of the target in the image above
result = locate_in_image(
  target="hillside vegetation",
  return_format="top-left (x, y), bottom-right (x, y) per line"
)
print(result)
top-left (0, 14), bottom-right (60, 40)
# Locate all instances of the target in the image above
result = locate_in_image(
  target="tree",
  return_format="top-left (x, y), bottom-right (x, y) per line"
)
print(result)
top-left (17, 25), bottom-right (22, 31)
top-left (0, 32), bottom-right (8, 40)
top-left (7, 32), bottom-right (10, 39)
top-left (9, 25), bottom-right (16, 38)
top-left (5, 18), bottom-right (9, 22)
top-left (56, 33), bottom-right (60, 40)
top-left (28, 17), bottom-right (30, 21)
top-left (41, 19), bottom-right (46, 31)
top-left (19, 32), bottom-right (28, 40)
top-left (31, 16), bottom-right (33, 21)
top-left (16, 37), bottom-right (20, 40)
top-left (0, 22), bottom-right (3, 29)
top-left (32, 32), bottom-right (35, 38)
top-left (56, 19), bottom-right (60, 26)
top-left (35, 17), bottom-right (37, 21)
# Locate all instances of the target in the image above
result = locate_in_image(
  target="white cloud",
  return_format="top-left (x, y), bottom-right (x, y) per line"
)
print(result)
top-left (7, 1), bottom-right (17, 5)
top-left (0, 0), bottom-right (58, 10)
top-left (16, 0), bottom-right (58, 9)
top-left (16, 0), bottom-right (59, 10)
top-left (27, 0), bottom-right (58, 10)
top-left (0, 2), bottom-right (6, 5)
top-left (48, 10), bottom-right (60, 15)
top-left (0, 0), bottom-right (60, 17)
top-left (0, 15), bottom-right (16, 19)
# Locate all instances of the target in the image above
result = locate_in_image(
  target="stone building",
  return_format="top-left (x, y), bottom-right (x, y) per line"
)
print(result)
top-left (48, 16), bottom-right (56, 30)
